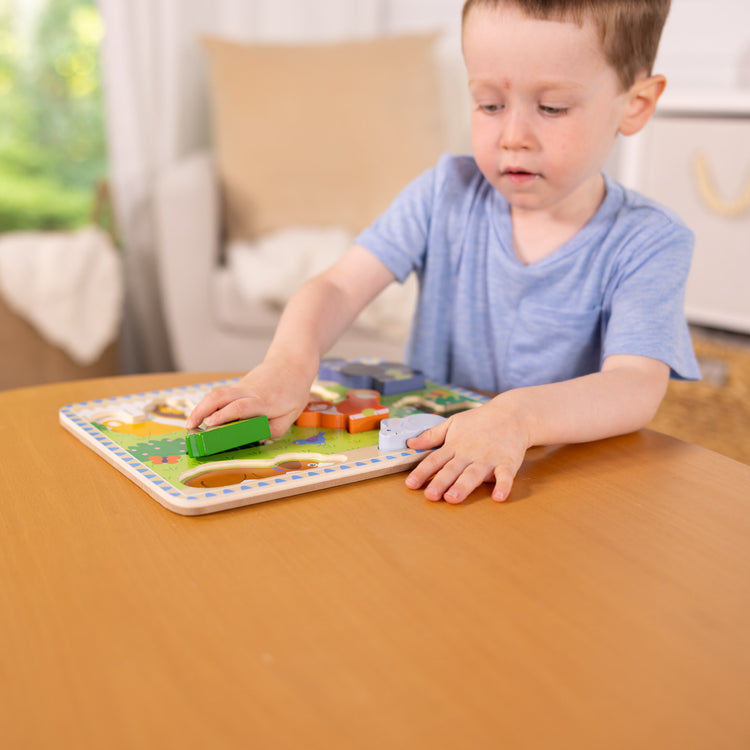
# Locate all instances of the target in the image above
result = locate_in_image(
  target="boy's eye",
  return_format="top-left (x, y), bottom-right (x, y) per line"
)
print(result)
top-left (478, 103), bottom-right (501, 114)
top-left (539, 104), bottom-right (568, 116)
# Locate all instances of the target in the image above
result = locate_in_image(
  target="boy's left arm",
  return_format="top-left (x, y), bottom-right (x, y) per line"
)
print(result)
top-left (405, 354), bottom-right (670, 504)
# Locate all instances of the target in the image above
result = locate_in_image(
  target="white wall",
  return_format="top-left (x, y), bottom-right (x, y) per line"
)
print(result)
top-left (384, 0), bottom-right (463, 32)
top-left (656, 0), bottom-right (750, 90)
top-left (384, 0), bottom-right (750, 92)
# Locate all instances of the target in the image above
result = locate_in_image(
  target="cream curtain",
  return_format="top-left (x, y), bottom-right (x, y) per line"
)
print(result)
top-left (97, 0), bottom-right (387, 373)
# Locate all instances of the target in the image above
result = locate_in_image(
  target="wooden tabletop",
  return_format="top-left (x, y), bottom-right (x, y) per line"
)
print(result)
top-left (2, 373), bottom-right (749, 750)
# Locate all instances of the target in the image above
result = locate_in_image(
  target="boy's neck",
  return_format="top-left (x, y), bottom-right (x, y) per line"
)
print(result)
top-left (509, 173), bottom-right (607, 265)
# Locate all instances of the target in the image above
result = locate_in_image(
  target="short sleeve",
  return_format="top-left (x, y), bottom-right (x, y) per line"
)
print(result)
top-left (602, 211), bottom-right (700, 381)
top-left (354, 164), bottom-right (436, 283)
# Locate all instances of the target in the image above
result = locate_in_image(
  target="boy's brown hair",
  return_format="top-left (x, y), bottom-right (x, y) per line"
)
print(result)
top-left (462, 0), bottom-right (671, 91)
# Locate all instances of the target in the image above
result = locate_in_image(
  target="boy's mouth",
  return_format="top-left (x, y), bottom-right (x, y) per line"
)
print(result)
top-left (502, 168), bottom-right (540, 184)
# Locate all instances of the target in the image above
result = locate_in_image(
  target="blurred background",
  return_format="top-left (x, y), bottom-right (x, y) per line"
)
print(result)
top-left (0, 0), bottom-right (107, 233)
top-left (0, 0), bottom-right (748, 462)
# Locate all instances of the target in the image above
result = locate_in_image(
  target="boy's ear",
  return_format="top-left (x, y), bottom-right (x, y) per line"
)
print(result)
top-left (618, 74), bottom-right (667, 136)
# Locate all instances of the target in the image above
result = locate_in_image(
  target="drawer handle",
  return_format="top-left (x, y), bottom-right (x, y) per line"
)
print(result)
top-left (693, 152), bottom-right (750, 218)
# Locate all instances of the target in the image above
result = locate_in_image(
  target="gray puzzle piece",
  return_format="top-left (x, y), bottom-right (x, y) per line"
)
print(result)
top-left (378, 413), bottom-right (447, 451)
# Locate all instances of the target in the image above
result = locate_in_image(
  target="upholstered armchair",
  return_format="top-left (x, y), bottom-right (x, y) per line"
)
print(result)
top-left (154, 32), bottom-right (468, 371)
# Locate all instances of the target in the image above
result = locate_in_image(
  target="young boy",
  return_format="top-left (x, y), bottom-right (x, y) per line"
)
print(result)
top-left (187, 0), bottom-right (699, 504)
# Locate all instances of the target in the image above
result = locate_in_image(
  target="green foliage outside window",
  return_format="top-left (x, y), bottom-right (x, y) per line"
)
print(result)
top-left (0, 0), bottom-right (108, 232)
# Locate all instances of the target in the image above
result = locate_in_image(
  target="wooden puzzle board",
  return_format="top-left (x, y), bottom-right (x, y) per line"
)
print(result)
top-left (59, 374), bottom-right (487, 515)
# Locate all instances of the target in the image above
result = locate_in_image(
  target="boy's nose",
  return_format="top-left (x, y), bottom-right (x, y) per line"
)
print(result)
top-left (499, 110), bottom-right (533, 151)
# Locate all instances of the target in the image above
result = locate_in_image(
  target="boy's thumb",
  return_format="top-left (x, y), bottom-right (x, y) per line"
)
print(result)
top-left (407, 419), bottom-right (448, 450)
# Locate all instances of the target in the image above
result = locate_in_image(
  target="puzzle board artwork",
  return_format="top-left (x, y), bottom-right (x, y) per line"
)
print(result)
top-left (59, 361), bottom-right (487, 516)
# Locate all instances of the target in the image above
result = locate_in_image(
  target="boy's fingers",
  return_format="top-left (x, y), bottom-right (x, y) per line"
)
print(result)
top-left (186, 388), bottom-right (262, 429)
top-left (406, 420), bottom-right (449, 450)
top-left (422, 456), bottom-right (469, 502)
top-left (186, 401), bottom-right (215, 429)
top-left (405, 446), bottom-right (450, 490)
top-left (418, 458), bottom-right (493, 504)
top-left (443, 463), bottom-right (493, 504)
top-left (203, 396), bottom-right (264, 427)
top-left (267, 413), bottom-right (300, 439)
top-left (492, 461), bottom-right (519, 502)
top-left (407, 448), bottom-right (520, 504)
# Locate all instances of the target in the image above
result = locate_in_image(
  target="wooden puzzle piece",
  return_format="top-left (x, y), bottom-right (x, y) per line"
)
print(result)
top-left (88, 405), bottom-right (147, 425)
top-left (90, 395), bottom-right (197, 438)
top-left (318, 358), bottom-right (425, 395)
top-left (392, 387), bottom-right (482, 416)
top-left (147, 397), bottom-right (195, 425)
top-left (185, 416), bottom-right (271, 458)
top-left (93, 409), bottom-right (180, 438)
top-left (295, 389), bottom-right (389, 434)
top-left (378, 413), bottom-right (447, 451)
top-left (309, 381), bottom-right (342, 402)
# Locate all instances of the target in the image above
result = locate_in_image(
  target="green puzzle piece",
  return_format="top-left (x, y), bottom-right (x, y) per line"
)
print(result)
top-left (185, 416), bottom-right (271, 458)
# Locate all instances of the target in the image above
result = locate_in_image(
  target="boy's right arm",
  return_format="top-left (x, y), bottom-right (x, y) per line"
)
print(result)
top-left (185, 244), bottom-right (397, 436)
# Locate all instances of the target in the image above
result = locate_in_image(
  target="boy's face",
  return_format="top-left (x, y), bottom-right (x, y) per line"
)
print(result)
top-left (463, 3), bottom-right (631, 221)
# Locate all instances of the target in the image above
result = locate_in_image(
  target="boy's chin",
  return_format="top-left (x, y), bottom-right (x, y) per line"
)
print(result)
top-left (496, 187), bottom-right (547, 212)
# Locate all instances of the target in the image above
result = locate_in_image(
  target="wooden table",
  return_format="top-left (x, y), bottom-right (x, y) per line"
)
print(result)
top-left (2, 373), bottom-right (749, 750)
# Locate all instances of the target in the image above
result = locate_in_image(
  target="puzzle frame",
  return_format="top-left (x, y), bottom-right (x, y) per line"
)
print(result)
top-left (59, 363), bottom-right (487, 516)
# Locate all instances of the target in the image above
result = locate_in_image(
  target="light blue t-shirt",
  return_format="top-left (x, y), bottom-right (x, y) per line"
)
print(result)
top-left (355, 154), bottom-right (700, 393)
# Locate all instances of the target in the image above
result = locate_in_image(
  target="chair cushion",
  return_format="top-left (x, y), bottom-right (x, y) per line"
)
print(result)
top-left (202, 33), bottom-right (443, 241)
top-left (224, 227), bottom-right (417, 341)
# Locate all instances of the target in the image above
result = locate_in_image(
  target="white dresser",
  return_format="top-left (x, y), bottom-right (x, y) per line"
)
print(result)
top-left (619, 90), bottom-right (750, 333)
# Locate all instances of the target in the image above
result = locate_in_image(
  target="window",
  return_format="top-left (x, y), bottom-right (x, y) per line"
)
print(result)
top-left (0, 0), bottom-right (107, 232)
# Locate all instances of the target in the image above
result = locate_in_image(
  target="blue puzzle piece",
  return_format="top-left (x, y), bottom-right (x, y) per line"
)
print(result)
top-left (318, 359), bottom-right (425, 395)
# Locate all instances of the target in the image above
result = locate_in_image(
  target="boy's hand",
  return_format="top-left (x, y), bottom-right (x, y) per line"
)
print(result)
top-left (185, 360), bottom-right (314, 439)
top-left (405, 398), bottom-right (531, 504)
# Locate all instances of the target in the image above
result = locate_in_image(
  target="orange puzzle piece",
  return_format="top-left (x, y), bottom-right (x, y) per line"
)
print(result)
top-left (296, 389), bottom-right (389, 434)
